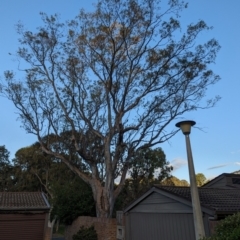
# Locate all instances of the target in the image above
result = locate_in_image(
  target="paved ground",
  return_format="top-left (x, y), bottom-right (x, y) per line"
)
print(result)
top-left (52, 233), bottom-right (65, 240)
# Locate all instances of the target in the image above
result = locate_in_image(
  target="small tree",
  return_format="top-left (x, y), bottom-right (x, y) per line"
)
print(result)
top-left (1, 0), bottom-right (220, 218)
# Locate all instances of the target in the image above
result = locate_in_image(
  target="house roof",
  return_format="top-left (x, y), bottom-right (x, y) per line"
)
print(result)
top-left (124, 185), bottom-right (240, 215)
top-left (0, 192), bottom-right (50, 211)
top-left (155, 185), bottom-right (240, 213)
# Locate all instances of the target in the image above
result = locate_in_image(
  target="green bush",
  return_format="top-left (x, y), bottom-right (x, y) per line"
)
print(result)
top-left (200, 212), bottom-right (240, 240)
top-left (72, 225), bottom-right (98, 240)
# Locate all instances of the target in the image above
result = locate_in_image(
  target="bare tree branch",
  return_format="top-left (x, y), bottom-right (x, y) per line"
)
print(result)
top-left (1, 0), bottom-right (220, 218)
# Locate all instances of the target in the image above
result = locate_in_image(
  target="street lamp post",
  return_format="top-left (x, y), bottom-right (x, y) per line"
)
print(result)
top-left (176, 120), bottom-right (205, 240)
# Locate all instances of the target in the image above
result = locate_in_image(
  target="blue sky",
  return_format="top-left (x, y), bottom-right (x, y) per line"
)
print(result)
top-left (0, 0), bottom-right (240, 182)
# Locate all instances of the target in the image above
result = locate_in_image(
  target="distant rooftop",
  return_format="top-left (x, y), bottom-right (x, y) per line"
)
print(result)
top-left (0, 192), bottom-right (50, 211)
top-left (202, 173), bottom-right (240, 188)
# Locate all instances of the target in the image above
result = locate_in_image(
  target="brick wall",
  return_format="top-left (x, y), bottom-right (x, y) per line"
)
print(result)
top-left (65, 216), bottom-right (117, 240)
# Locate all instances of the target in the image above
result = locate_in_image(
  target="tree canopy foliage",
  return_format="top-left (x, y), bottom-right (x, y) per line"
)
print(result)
top-left (11, 143), bottom-right (54, 193)
top-left (161, 175), bottom-right (189, 186)
top-left (2, 142), bottom-right (96, 223)
top-left (196, 173), bottom-right (207, 187)
top-left (115, 147), bottom-right (171, 211)
top-left (50, 178), bottom-right (96, 225)
top-left (0, 145), bottom-right (12, 191)
top-left (129, 148), bottom-right (171, 181)
top-left (0, 145), bottom-right (10, 165)
top-left (1, 0), bottom-right (220, 217)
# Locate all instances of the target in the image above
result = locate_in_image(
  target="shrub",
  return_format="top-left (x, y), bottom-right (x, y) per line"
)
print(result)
top-left (200, 212), bottom-right (240, 240)
top-left (72, 225), bottom-right (98, 240)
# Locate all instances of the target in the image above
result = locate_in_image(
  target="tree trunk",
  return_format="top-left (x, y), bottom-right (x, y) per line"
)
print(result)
top-left (49, 215), bottom-right (56, 239)
top-left (91, 181), bottom-right (115, 218)
top-left (55, 219), bottom-right (59, 233)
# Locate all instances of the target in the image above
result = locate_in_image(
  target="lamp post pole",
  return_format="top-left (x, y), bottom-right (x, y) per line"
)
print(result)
top-left (176, 120), bottom-right (205, 240)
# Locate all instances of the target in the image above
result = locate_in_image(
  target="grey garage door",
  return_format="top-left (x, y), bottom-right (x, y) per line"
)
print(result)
top-left (126, 212), bottom-right (195, 240)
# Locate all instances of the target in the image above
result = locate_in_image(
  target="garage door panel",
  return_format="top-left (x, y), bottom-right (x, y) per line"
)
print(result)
top-left (0, 214), bottom-right (45, 240)
top-left (126, 212), bottom-right (195, 240)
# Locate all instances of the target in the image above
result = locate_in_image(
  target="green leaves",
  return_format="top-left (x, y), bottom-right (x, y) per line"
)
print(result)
top-left (196, 173), bottom-right (207, 187)
top-left (129, 147), bottom-right (171, 181)
top-left (0, 145), bottom-right (12, 191)
top-left (72, 226), bottom-right (98, 240)
top-left (114, 147), bottom-right (172, 211)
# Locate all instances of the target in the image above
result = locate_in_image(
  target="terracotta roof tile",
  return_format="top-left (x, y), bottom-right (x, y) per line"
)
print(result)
top-left (155, 186), bottom-right (240, 213)
top-left (0, 192), bottom-right (50, 210)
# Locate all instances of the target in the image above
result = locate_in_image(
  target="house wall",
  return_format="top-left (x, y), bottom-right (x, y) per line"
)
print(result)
top-left (65, 216), bottom-right (117, 240)
top-left (130, 192), bottom-right (193, 213)
top-left (0, 213), bottom-right (47, 240)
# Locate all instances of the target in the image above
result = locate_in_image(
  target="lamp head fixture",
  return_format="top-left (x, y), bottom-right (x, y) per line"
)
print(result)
top-left (176, 120), bottom-right (196, 135)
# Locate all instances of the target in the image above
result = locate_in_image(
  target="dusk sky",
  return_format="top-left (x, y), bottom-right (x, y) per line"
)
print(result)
top-left (0, 0), bottom-right (239, 182)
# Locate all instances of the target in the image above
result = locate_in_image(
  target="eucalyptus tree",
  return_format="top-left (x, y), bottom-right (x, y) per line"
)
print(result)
top-left (1, 0), bottom-right (220, 218)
